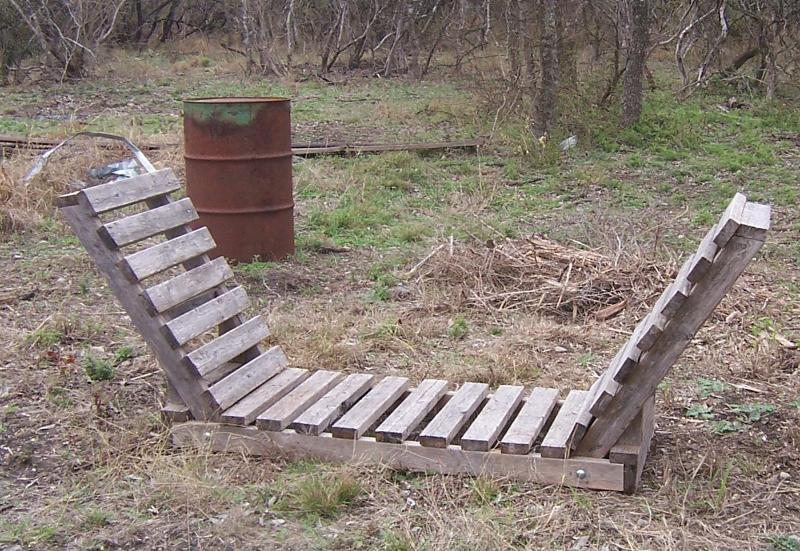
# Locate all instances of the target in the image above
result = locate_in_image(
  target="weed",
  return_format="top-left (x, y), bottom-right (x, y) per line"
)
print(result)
top-left (84, 508), bottom-right (112, 527)
top-left (279, 472), bottom-right (361, 519)
top-left (791, 398), bottom-right (800, 409)
top-left (448, 316), bottom-right (469, 339)
top-left (471, 477), bottom-right (500, 505)
top-left (113, 345), bottom-right (137, 365)
top-left (570, 487), bottom-right (593, 510)
top-left (697, 379), bottom-right (727, 398)
top-left (577, 352), bottom-right (595, 367)
top-left (83, 355), bottom-right (115, 382)
top-left (25, 327), bottom-right (62, 349)
top-left (711, 420), bottom-right (741, 435)
top-left (729, 402), bottom-right (776, 423)
top-left (380, 529), bottom-right (413, 551)
top-left (0, 517), bottom-right (59, 546)
top-left (685, 404), bottom-right (715, 420)
top-left (751, 316), bottom-right (777, 337)
top-left (768, 535), bottom-right (800, 551)
top-left (47, 386), bottom-right (73, 408)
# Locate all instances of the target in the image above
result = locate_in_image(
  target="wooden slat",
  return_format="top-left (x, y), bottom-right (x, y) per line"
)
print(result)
top-left (539, 390), bottom-right (589, 458)
top-left (122, 227), bottom-right (216, 282)
top-left (206, 345), bottom-right (287, 411)
top-left (460, 385), bottom-right (524, 452)
top-left (660, 256), bottom-right (694, 318)
top-left (77, 168), bottom-right (180, 215)
top-left (712, 192), bottom-right (747, 247)
top-left (143, 257), bottom-right (234, 314)
top-left (577, 200), bottom-right (769, 458)
top-left (99, 198), bottom-right (197, 248)
top-left (292, 374), bottom-right (375, 435)
top-left (374, 379), bottom-right (449, 443)
top-left (330, 376), bottom-right (410, 440)
top-left (256, 371), bottom-right (344, 431)
top-left (687, 224), bottom-right (719, 283)
top-left (610, 395), bottom-right (655, 494)
top-left (185, 315), bottom-right (268, 376)
top-left (418, 382), bottom-right (488, 448)
top-left (174, 422), bottom-right (627, 492)
top-left (500, 387), bottom-right (560, 455)
top-left (164, 286), bottom-right (248, 347)
top-left (221, 368), bottom-right (309, 425)
top-left (736, 202), bottom-right (771, 239)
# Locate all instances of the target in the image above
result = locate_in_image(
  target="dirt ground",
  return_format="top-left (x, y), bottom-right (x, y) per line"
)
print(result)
top-left (1, 47), bottom-right (799, 550)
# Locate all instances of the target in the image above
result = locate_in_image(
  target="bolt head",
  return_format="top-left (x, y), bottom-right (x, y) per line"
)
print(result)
top-left (575, 468), bottom-right (587, 480)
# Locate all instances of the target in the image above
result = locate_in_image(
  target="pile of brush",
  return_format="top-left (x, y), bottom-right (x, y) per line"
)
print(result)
top-left (413, 236), bottom-right (665, 320)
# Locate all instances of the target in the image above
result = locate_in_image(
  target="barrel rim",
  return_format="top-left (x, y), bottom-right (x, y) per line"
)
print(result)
top-left (184, 96), bottom-right (290, 104)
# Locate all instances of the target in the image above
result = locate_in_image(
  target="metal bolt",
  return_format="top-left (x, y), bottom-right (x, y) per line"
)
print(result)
top-left (203, 431), bottom-right (212, 440)
top-left (575, 468), bottom-right (587, 480)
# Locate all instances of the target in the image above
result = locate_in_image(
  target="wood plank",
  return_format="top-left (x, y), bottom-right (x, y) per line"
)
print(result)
top-left (58, 201), bottom-right (215, 419)
top-left (164, 286), bottom-right (249, 347)
top-left (418, 382), bottom-right (489, 448)
top-left (660, 256), bottom-right (694, 318)
top-left (256, 371), bottom-right (344, 431)
top-left (206, 345), bottom-right (287, 411)
top-left (220, 368), bottom-right (309, 425)
top-left (736, 202), bottom-right (771, 239)
top-left (577, 200), bottom-right (769, 458)
top-left (143, 257), bottom-right (233, 314)
top-left (460, 385), bottom-right (524, 452)
top-left (687, 225), bottom-right (719, 283)
top-left (374, 379), bottom-right (449, 443)
top-left (122, 227), bottom-right (216, 282)
top-left (610, 395), bottom-right (655, 494)
top-left (98, 197), bottom-right (197, 248)
top-left (185, 315), bottom-right (268, 376)
top-left (78, 168), bottom-right (180, 214)
top-left (330, 376), bottom-right (410, 440)
top-left (292, 374), bottom-right (376, 435)
top-left (500, 387), bottom-right (559, 455)
top-left (712, 192), bottom-right (747, 247)
top-left (173, 422), bottom-right (626, 492)
top-left (539, 390), bottom-right (589, 458)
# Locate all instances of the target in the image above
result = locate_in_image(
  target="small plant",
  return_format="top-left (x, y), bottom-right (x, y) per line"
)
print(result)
top-left (791, 398), bottom-right (800, 409)
top-left (471, 476), bottom-right (500, 505)
top-left (380, 529), bottom-right (413, 551)
top-left (685, 404), bottom-right (715, 420)
top-left (697, 378), bottom-right (726, 398)
top-left (25, 327), bottom-right (62, 349)
top-left (729, 402), bottom-right (776, 423)
top-left (767, 535), bottom-right (800, 551)
top-left (84, 508), bottom-right (112, 528)
top-left (577, 352), bottom-right (595, 367)
top-left (281, 472), bottom-right (361, 519)
top-left (83, 355), bottom-right (115, 382)
top-left (47, 386), bottom-right (73, 408)
top-left (711, 420), bottom-right (741, 434)
top-left (751, 316), bottom-right (777, 338)
top-left (448, 316), bottom-right (469, 339)
top-left (113, 345), bottom-right (137, 365)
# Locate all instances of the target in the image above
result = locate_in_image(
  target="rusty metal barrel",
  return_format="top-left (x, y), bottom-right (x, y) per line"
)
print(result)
top-left (183, 97), bottom-right (294, 262)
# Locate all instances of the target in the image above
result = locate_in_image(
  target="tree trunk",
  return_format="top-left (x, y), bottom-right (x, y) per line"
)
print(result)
top-left (621, 0), bottom-right (649, 128)
top-left (532, 0), bottom-right (559, 139)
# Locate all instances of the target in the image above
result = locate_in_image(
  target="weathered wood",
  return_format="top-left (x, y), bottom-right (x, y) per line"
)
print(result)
top-left (99, 198), bottom-right (197, 248)
top-left (75, 169), bottom-right (181, 214)
top-left (577, 201), bottom-right (769, 457)
top-left (292, 374), bottom-right (375, 435)
top-left (122, 227), bottom-right (216, 282)
top-left (419, 382), bottom-right (489, 448)
top-left (540, 390), bottom-right (589, 458)
top-left (610, 396), bottom-right (655, 494)
top-left (185, 315), bottom-right (268, 377)
top-left (161, 401), bottom-right (191, 423)
top-left (206, 345), bottom-right (287, 411)
top-left (143, 257), bottom-right (234, 314)
top-left (256, 371), bottom-right (344, 431)
top-left (172, 422), bottom-right (626, 491)
top-left (374, 379), bottom-right (449, 444)
top-left (460, 385), bottom-right (524, 452)
top-left (660, 256), bottom-right (694, 318)
top-left (712, 192), bottom-right (747, 247)
top-left (500, 387), bottom-right (560, 455)
top-left (220, 367), bottom-right (309, 425)
top-left (331, 376), bottom-right (410, 440)
top-left (164, 286), bottom-right (249, 347)
top-left (687, 225), bottom-right (719, 283)
top-left (58, 202), bottom-right (214, 418)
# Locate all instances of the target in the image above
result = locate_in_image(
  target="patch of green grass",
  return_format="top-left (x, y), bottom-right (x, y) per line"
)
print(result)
top-left (83, 355), bottom-right (115, 382)
top-left (768, 535), bottom-right (800, 551)
top-left (577, 352), bottom-right (595, 367)
top-left (278, 472), bottom-right (362, 519)
top-left (697, 378), bottom-right (727, 398)
top-left (471, 476), bottom-right (501, 505)
top-left (0, 517), bottom-right (60, 546)
top-left (47, 386), bottom-right (73, 408)
top-left (685, 404), bottom-right (715, 420)
top-left (448, 316), bottom-right (469, 339)
top-left (791, 398), bottom-right (800, 409)
top-left (379, 529), bottom-right (414, 551)
top-left (711, 420), bottom-right (741, 434)
top-left (84, 508), bottom-right (113, 528)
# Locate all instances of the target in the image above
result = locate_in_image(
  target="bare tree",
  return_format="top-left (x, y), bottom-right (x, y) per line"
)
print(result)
top-left (532, 0), bottom-right (559, 139)
top-left (622, 0), bottom-right (649, 127)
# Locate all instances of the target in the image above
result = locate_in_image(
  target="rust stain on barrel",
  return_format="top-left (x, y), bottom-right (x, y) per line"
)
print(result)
top-left (184, 97), bottom-right (294, 262)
